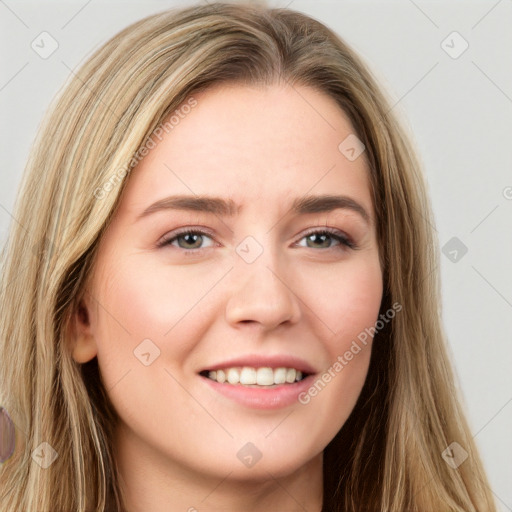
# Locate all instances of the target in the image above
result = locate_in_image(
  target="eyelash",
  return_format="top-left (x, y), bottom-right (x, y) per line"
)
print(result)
top-left (156, 227), bottom-right (357, 252)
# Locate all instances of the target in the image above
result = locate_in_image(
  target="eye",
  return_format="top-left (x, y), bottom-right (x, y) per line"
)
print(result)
top-left (157, 227), bottom-right (356, 252)
top-left (157, 229), bottom-right (215, 250)
top-left (296, 228), bottom-right (356, 250)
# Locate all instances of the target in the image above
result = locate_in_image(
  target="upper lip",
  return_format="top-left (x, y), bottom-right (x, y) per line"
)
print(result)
top-left (199, 354), bottom-right (318, 375)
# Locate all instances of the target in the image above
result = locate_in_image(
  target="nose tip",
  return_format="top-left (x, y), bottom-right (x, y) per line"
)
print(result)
top-left (224, 264), bottom-right (301, 331)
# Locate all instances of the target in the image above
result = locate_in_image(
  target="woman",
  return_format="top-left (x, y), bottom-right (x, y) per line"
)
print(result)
top-left (0, 2), bottom-right (496, 511)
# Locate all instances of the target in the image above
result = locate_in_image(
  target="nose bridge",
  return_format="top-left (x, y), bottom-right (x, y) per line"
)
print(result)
top-left (224, 235), bottom-right (301, 329)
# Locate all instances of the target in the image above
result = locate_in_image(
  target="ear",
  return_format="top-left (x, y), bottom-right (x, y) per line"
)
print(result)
top-left (70, 297), bottom-right (98, 363)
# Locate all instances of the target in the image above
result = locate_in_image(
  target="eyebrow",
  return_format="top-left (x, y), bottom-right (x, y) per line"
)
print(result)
top-left (137, 194), bottom-right (371, 225)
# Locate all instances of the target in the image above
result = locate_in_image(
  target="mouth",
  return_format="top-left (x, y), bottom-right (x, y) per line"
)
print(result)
top-left (197, 356), bottom-right (318, 409)
top-left (199, 366), bottom-right (310, 388)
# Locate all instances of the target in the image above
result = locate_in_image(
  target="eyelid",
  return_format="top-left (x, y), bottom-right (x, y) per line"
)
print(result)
top-left (156, 226), bottom-right (216, 248)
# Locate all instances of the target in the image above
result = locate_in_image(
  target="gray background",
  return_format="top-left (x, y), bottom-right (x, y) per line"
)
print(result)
top-left (1, 0), bottom-right (511, 509)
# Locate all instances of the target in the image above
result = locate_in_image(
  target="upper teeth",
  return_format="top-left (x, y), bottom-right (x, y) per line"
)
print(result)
top-left (207, 367), bottom-right (304, 386)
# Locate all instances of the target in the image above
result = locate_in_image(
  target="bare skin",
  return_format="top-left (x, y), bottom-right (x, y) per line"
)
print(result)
top-left (72, 83), bottom-right (383, 511)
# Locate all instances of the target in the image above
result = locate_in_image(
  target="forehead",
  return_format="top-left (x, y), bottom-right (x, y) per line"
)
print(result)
top-left (119, 83), bottom-right (373, 220)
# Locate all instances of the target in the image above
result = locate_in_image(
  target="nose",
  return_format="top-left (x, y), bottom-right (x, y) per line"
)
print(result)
top-left (224, 253), bottom-right (302, 331)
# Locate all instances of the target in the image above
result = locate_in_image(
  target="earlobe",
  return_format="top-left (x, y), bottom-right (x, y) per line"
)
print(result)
top-left (70, 301), bottom-right (98, 363)
top-left (72, 334), bottom-right (98, 363)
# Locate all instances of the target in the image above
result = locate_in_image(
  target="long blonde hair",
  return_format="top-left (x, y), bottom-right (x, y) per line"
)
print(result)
top-left (0, 2), bottom-right (496, 510)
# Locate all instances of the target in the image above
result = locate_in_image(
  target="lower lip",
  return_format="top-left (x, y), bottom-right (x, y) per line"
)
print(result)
top-left (201, 374), bottom-right (315, 410)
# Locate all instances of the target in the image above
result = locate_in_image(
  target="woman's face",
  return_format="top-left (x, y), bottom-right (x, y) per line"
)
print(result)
top-left (74, 83), bottom-right (383, 482)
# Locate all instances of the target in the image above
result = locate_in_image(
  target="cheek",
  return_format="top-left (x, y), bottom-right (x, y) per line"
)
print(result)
top-left (295, 257), bottom-right (383, 427)
top-left (86, 256), bottom-right (222, 429)
top-left (89, 256), bottom-right (229, 371)
top-left (299, 256), bottom-right (383, 338)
